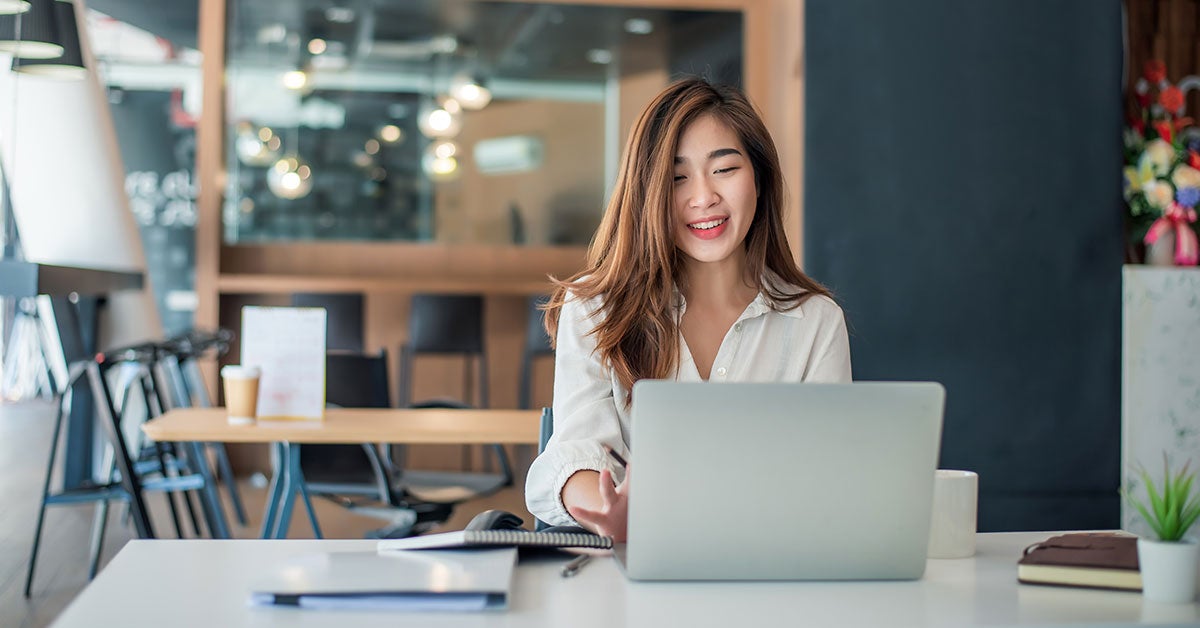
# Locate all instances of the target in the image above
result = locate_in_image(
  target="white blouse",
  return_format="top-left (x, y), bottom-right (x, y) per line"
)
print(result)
top-left (524, 284), bottom-right (853, 526)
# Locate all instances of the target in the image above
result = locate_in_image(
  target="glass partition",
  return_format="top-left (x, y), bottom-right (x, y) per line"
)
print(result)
top-left (223, 1), bottom-right (741, 245)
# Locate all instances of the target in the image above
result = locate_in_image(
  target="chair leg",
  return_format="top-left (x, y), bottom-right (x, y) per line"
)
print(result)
top-left (87, 500), bottom-right (110, 579)
top-left (210, 443), bottom-right (247, 526)
top-left (154, 443), bottom-right (187, 538)
top-left (25, 391), bottom-right (69, 598)
top-left (88, 362), bottom-right (155, 539)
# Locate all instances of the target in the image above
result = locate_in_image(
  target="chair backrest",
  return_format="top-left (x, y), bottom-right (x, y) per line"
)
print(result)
top-left (327, 350), bottom-right (391, 408)
top-left (299, 350), bottom-right (391, 482)
top-left (292, 293), bottom-right (365, 353)
top-left (535, 406), bottom-right (553, 531)
top-left (399, 294), bottom-right (486, 408)
top-left (407, 294), bottom-right (484, 354)
top-left (519, 296), bottom-right (554, 409)
top-left (523, 296), bottom-right (554, 356)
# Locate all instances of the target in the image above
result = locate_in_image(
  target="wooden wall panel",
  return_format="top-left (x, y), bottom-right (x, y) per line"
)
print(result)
top-left (1126, 0), bottom-right (1200, 118)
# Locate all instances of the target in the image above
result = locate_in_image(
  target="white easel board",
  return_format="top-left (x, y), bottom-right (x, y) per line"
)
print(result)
top-left (240, 306), bottom-right (326, 420)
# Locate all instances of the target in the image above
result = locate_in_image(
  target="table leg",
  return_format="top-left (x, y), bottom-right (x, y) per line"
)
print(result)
top-left (271, 443), bottom-right (298, 539)
top-left (287, 443), bottom-right (323, 539)
top-left (259, 442), bottom-right (287, 539)
top-left (185, 441), bottom-right (230, 539)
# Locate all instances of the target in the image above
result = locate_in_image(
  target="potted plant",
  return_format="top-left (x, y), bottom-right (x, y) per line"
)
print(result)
top-left (1125, 455), bottom-right (1200, 603)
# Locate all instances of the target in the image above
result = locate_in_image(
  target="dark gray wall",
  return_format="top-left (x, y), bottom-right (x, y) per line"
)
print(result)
top-left (110, 90), bottom-right (197, 336)
top-left (804, 0), bottom-right (1124, 531)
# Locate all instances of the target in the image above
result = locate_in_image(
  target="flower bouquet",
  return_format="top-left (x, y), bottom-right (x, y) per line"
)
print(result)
top-left (1123, 60), bottom-right (1200, 266)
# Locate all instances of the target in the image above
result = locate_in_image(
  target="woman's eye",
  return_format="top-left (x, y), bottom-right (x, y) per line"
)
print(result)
top-left (673, 175), bottom-right (686, 182)
top-left (714, 167), bottom-right (738, 175)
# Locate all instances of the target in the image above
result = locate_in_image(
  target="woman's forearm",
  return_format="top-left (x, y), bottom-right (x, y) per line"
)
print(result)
top-left (561, 469), bottom-right (603, 529)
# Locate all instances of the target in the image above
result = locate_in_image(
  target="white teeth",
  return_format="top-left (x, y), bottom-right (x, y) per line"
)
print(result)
top-left (688, 218), bottom-right (726, 230)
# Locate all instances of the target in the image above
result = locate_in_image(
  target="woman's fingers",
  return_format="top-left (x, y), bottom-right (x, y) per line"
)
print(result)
top-left (597, 469), bottom-right (620, 506)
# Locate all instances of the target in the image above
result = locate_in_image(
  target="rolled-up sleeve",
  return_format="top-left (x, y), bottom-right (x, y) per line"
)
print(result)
top-left (525, 293), bottom-right (627, 526)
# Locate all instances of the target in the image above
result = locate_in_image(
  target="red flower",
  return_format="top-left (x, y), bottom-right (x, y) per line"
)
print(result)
top-left (1137, 91), bottom-right (1152, 107)
top-left (1154, 120), bottom-right (1174, 143)
top-left (1145, 60), bottom-right (1167, 83)
top-left (1160, 85), bottom-right (1185, 112)
top-left (1190, 151), bottom-right (1200, 170)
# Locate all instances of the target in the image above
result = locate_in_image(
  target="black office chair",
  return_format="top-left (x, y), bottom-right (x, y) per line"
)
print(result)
top-left (535, 407), bottom-right (553, 531)
top-left (297, 350), bottom-right (453, 537)
top-left (519, 296), bottom-right (555, 411)
top-left (393, 294), bottom-right (512, 515)
top-left (291, 293), bottom-right (365, 353)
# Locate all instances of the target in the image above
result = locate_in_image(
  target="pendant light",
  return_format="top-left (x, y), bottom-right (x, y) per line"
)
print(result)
top-left (449, 73), bottom-right (492, 110)
top-left (0, 0), bottom-right (62, 59)
top-left (12, 0), bottom-right (85, 79)
top-left (0, 1), bottom-right (30, 16)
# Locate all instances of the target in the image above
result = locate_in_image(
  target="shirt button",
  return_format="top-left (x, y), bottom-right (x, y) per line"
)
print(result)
top-left (734, 323), bottom-right (743, 332)
top-left (716, 367), bottom-right (728, 377)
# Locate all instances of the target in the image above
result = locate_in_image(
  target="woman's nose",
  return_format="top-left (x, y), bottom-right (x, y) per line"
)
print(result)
top-left (687, 180), bottom-right (719, 209)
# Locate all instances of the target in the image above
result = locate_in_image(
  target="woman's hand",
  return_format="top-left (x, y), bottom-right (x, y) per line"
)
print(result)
top-left (564, 467), bottom-right (631, 542)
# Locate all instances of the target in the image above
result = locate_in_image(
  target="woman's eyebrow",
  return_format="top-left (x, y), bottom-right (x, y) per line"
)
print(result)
top-left (673, 147), bottom-right (743, 164)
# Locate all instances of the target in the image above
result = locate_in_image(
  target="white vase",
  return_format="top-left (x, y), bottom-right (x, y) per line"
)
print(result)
top-left (1145, 229), bottom-right (1176, 266)
top-left (1138, 537), bottom-right (1200, 603)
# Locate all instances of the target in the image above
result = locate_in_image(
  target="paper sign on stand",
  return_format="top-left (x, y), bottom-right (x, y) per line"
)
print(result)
top-left (240, 306), bottom-right (326, 420)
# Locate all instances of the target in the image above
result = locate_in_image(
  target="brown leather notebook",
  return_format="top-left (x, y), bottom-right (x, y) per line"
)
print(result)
top-left (1017, 532), bottom-right (1141, 591)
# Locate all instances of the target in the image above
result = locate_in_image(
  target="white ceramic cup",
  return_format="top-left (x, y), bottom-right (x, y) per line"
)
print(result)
top-left (221, 365), bottom-right (261, 425)
top-left (927, 469), bottom-right (978, 559)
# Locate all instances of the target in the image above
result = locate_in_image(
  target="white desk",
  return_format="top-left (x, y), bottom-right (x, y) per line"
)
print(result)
top-left (52, 532), bottom-right (1199, 628)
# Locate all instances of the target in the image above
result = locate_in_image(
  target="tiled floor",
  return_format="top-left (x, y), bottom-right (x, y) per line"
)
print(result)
top-left (0, 400), bottom-right (531, 628)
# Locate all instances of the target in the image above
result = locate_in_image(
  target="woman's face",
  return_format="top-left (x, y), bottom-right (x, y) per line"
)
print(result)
top-left (671, 113), bottom-right (757, 268)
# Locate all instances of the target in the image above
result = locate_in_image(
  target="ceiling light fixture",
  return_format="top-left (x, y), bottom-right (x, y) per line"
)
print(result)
top-left (0, 1), bottom-right (29, 15)
top-left (422, 140), bottom-right (460, 181)
top-left (281, 70), bottom-right (308, 90)
top-left (586, 49), bottom-right (612, 65)
top-left (379, 124), bottom-right (403, 143)
top-left (624, 18), bottom-right (653, 35)
top-left (11, 0), bottom-right (86, 79)
top-left (267, 156), bottom-right (313, 199)
top-left (449, 74), bottom-right (492, 110)
top-left (417, 99), bottom-right (462, 139)
top-left (307, 38), bottom-right (327, 55)
top-left (0, 0), bottom-right (63, 59)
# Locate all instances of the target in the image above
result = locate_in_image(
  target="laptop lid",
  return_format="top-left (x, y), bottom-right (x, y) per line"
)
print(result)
top-left (618, 381), bottom-right (945, 581)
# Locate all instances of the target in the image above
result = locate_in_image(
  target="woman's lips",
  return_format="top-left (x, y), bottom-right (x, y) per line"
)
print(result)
top-left (687, 216), bottom-right (729, 240)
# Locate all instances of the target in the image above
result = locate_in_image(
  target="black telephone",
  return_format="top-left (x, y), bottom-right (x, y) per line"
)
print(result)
top-left (464, 509), bottom-right (595, 537)
top-left (465, 509), bottom-right (525, 532)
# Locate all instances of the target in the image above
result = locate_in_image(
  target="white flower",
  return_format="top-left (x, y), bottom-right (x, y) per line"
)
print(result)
top-left (1140, 139), bottom-right (1175, 177)
top-left (1171, 164), bottom-right (1200, 190)
top-left (1144, 179), bottom-right (1176, 210)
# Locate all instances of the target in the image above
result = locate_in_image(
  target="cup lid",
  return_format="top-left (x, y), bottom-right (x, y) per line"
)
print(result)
top-left (220, 365), bottom-right (261, 378)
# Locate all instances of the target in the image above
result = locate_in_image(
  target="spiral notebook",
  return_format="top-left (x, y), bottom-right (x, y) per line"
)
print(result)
top-left (377, 529), bottom-right (613, 552)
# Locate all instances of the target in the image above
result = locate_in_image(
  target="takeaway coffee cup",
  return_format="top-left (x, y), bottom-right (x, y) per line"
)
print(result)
top-left (927, 469), bottom-right (978, 559)
top-left (221, 365), bottom-right (260, 425)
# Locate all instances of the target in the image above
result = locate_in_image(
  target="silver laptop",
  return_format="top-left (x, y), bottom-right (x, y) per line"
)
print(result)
top-left (616, 381), bottom-right (945, 581)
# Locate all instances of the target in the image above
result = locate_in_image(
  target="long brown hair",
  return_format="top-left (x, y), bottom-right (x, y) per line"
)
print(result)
top-left (545, 77), bottom-right (831, 398)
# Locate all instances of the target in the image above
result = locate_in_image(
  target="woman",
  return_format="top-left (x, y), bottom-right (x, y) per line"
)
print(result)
top-left (525, 78), bottom-right (851, 540)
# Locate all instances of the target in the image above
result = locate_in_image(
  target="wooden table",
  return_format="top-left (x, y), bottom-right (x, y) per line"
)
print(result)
top-left (142, 407), bottom-right (542, 539)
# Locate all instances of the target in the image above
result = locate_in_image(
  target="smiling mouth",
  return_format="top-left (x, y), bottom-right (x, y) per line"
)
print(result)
top-left (688, 218), bottom-right (728, 230)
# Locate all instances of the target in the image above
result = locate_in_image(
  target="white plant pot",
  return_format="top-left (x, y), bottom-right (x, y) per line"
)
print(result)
top-left (1138, 537), bottom-right (1200, 603)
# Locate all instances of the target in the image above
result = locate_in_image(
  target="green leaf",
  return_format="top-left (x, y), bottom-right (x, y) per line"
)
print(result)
top-left (1142, 466), bottom-right (1169, 524)
top-left (1129, 457), bottom-right (1200, 541)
